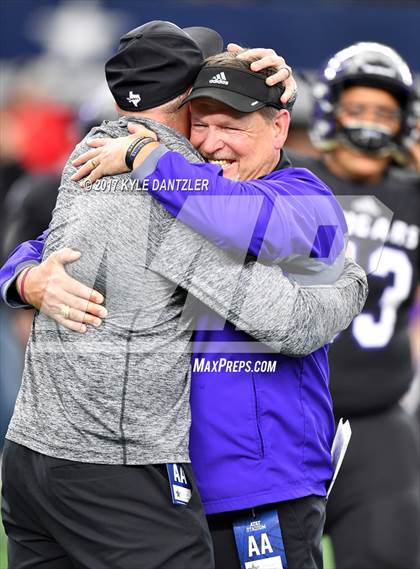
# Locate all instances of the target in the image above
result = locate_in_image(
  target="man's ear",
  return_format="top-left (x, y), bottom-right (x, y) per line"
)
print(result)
top-left (273, 109), bottom-right (290, 150)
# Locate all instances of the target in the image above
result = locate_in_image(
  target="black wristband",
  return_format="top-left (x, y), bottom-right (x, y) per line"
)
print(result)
top-left (125, 137), bottom-right (156, 170)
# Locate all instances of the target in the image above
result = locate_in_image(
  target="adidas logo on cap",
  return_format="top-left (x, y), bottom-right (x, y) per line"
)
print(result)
top-left (209, 72), bottom-right (229, 85)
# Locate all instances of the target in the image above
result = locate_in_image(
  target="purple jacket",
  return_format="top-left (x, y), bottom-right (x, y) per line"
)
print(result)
top-left (1, 148), bottom-right (347, 514)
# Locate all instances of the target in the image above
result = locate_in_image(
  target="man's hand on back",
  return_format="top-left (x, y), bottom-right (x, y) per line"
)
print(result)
top-left (16, 249), bottom-right (107, 333)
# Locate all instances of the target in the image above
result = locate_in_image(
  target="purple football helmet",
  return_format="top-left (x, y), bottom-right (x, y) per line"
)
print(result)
top-left (310, 42), bottom-right (418, 164)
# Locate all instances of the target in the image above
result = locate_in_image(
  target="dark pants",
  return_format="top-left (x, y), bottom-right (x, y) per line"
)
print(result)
top-left (1, 441), bottom-right (214, 569)
top-left (326, 405), bottom-right (420, 569)
top-left (207, 495), bottom-right (326, 569)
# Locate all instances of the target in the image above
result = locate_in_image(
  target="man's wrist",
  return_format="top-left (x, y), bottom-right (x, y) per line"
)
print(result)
top-left (15, 265), bottom-right (39, 306)
top-left (125, 137), bottom-right (156, 170)
top-left (15, 270), bottom-right (25, 298)
top-left (16, 267), bottom-right (32, 303)
top-left (0, 261), bottom-right (39, 308)
top-left (132, 140), bottom-right (161, 171)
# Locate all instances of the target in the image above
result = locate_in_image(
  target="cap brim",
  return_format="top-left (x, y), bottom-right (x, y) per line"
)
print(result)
top-left (180, 87), bottom-right (266, 113)
top-left (183, 27), bottom-right (224, 59)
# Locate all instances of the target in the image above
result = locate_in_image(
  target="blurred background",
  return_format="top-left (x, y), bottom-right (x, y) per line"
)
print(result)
top-left (0, 1), bottom-right (419, 568)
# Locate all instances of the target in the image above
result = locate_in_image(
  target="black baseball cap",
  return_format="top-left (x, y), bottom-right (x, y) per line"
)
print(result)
top-left (105, 21), bottom-right (224, 112)
top-left (181, 66), bottom-right (286, 112)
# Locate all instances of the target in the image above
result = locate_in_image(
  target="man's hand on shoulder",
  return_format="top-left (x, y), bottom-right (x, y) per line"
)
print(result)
top-left (16, 248), bottom-right (107, 333)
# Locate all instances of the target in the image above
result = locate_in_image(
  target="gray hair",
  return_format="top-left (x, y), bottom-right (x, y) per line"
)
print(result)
top-left (157, 91), bottom-right (190, 115)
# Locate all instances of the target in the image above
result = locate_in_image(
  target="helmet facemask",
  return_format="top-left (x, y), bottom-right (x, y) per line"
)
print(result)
top-left (310, 42), bottom-right (418, 166)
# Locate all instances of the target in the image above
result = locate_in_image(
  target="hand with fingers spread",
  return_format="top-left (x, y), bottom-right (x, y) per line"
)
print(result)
top-left (71, 125), bottom-right (159, 185)
top-left (227, 43), bottom-right (296, 105)
top-left (16, 248), bottom-right (107, 333)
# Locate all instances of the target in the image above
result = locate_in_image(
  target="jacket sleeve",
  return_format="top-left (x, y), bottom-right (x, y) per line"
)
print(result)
top-left (132, 146), bottom-right (347, 284)
top-left (0, 230), bottom-right (47, 308)
top-left (149, 217), bottom-right (368, 356)
top-left (0, 207), bottom-right (368, 356)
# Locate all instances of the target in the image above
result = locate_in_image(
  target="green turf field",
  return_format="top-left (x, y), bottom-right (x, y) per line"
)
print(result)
top-left (0, 520), bottom-right (6, 569)
top-left (322, 534), bottom-right (336, 569)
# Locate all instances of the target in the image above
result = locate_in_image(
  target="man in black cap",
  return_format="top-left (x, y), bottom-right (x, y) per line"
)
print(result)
top-left (1, 22), bottom-right (221, 569)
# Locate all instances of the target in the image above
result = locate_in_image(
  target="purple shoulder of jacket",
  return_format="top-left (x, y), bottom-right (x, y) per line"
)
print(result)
top-left (132, 146), bottom-right (347, 279)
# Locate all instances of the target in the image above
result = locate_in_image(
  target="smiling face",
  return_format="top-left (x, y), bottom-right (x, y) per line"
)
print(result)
top-left (189, 98), bottom-right (290, 180)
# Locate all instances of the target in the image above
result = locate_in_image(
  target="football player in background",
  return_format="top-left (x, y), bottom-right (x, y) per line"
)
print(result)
top-left (289, 42), bottom-right (420, 569)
